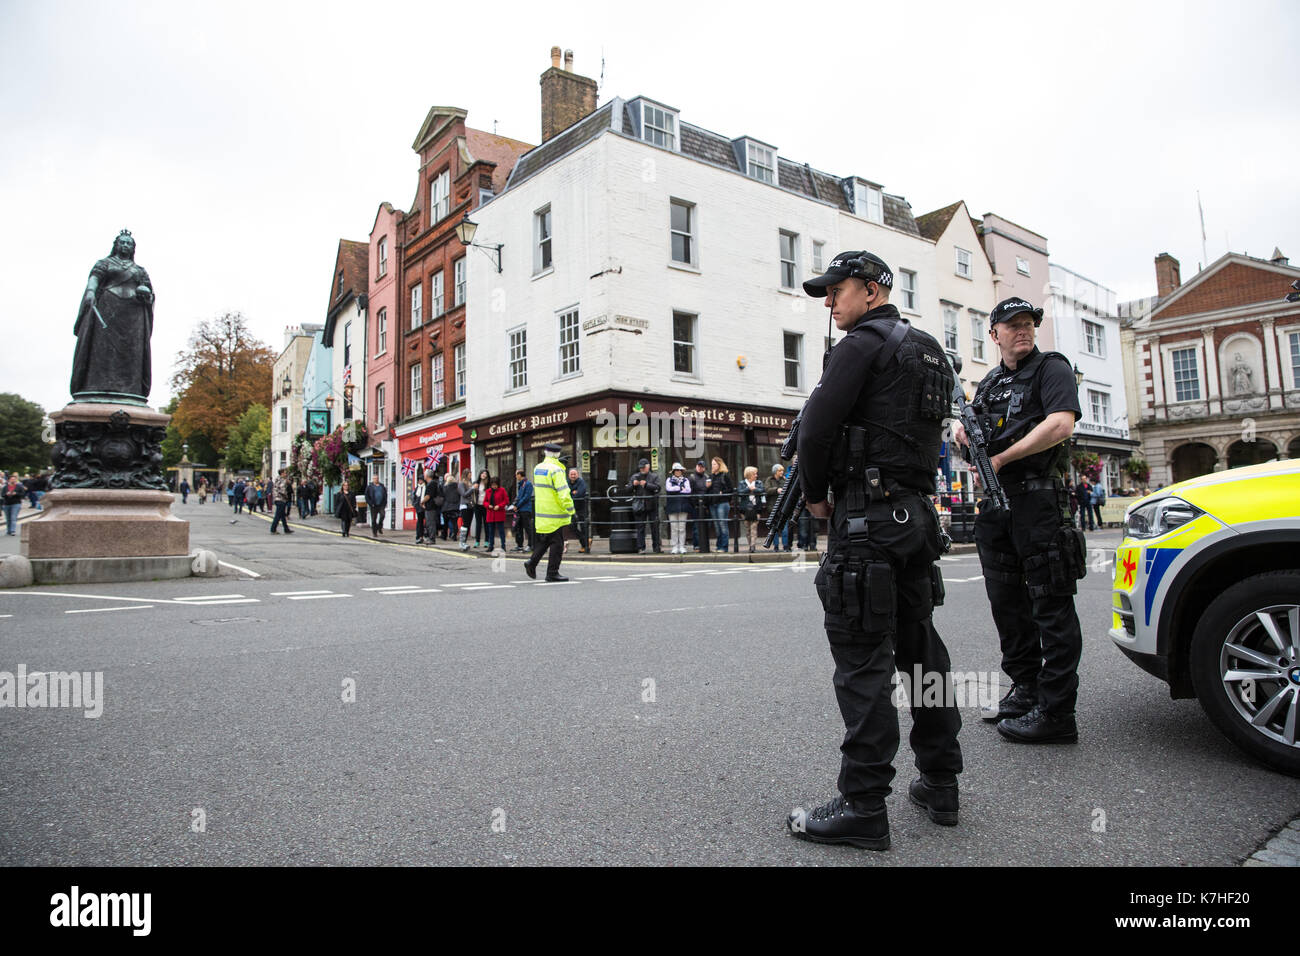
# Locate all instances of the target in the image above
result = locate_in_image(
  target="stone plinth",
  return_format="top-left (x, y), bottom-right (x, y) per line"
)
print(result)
top-left (22, 489), bottom-right (189, 559)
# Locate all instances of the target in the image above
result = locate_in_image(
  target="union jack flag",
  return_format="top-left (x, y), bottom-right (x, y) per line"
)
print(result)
top-left (343, 364), bottom-right (353, 385)
top-left (400, 458), bottom-right (416, 479)
top-left (424, 444), bottom-right (443, 471)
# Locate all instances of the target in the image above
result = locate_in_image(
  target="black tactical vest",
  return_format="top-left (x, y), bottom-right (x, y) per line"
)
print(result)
top-left (851, 319), bottom-right (955, 492)
top-left (972, 348), bottom-right (1072, 481)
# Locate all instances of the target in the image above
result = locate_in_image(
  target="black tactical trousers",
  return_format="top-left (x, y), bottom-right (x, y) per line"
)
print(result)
top-left (528, 525), bottom-right (565, 578)
top-left (817, 493), bottom-right (963, 803)
top-left (974, 486), bottom-right (1084, 717)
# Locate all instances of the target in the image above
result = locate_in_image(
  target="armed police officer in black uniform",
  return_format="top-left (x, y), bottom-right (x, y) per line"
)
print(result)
top-left (956, 297), bottom-right (1085, 744)
top-left (786, 251), bottom-right (963, 851)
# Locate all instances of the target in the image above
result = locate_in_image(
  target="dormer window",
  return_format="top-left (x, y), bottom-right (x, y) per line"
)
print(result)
top-left (853, 180), bottom-right (883, 223)
top-left (746, 141), bottom-right (776, 184)
top-left (642, 103), bottom-right (677, 150)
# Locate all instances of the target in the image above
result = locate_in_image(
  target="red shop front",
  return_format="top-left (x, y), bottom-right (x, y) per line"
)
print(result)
top-left (397, 419), bottom-right (467, 530)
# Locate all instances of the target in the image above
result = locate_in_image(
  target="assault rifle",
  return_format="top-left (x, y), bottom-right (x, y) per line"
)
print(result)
top-left (950, 356), bottom-right (1009, 513)
top-left (763, 412), bottom-right (804, 549)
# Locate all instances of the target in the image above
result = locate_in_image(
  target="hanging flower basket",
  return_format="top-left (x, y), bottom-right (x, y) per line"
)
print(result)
top-left (1071, 450), bottom-right (1104, 482)
top-left (343, 419), bottom-right (370, 455)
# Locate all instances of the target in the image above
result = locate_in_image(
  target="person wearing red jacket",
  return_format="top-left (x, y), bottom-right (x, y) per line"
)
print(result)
top-left (482, 476), bottom-right (509, 551)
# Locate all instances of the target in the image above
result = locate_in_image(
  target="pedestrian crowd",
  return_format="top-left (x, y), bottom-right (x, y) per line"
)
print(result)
top-left (1068, 476), bottom-right (1107, 531)
top-left (157, 460), bottom-right (834, 553)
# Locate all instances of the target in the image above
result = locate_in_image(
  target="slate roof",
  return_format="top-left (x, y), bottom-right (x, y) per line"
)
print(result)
top-left (508, 102), bottom-right (616, 187)
top-left (505, 97), bottom-right (923, 235)
top-left (884, 196), bottom-right (921, 236)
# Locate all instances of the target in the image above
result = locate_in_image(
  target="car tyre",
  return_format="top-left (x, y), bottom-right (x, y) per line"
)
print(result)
top-left (1189, 570), bottom-right (1300, 777)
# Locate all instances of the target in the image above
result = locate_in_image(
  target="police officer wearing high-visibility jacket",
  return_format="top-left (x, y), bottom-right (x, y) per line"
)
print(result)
top-left (956, 297), bottom-right (1085, 744)
top-left (786, 251), bottom-right (963, 851)
top-left (524, 442), bottom-right (576, 583)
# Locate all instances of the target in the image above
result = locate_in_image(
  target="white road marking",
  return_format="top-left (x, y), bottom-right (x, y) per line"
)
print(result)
top-left (379, 588), bottom-right (442, 595)
top-left (442, 582), bottom-right (493, 588)
top-left (181, 598), bottom-right (261, 605)
top-left (270, 590), bottom-right (332, 596)
top-left (10, 591), bottom-right (188, 605)
top-left (647, 602), bottom-right (741, 614)
top-left (174, 594), bottom-right (247, 602)
top-left (701, 570), bottom-right (742, 575)
top-left (0, 614), bottom-right (13, 619)
top-left (363, 586), bottom-right (425, 592)
top-left (66, 605), bottom-right (154, 614)
top-left (461, 584), bottom-right (514, 591)
top-left (217, 561), bottom-right (260, 578)
top-left (532, 580), bottom-right (577, 585)
top-left (285, 593), bottom-right (352, 601)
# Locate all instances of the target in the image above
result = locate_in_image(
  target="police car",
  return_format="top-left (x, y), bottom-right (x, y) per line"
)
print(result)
top-left (1110, 459), bottom-right (1300, 775)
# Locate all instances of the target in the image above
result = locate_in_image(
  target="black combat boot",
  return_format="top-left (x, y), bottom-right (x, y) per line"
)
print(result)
top-left (981, 682), bottom-right (1037, 722)
top-left (787, 796), bottom-right (889, 850)
top-left (908, 776), bottom-right (959, 826)
top-left (997, 705), bottom-right (1079, 744)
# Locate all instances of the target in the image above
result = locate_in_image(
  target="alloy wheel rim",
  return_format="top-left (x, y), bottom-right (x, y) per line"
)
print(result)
top-left (1219, 604), bottom-right (1300, 748)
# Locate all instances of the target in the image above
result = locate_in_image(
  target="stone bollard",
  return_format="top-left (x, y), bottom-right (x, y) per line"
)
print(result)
top-left (191, 550), bottom-right (221, 577)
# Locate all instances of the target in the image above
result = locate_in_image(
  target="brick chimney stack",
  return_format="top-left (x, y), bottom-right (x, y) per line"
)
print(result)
top-left (540, 46), bottom-right (598, 143)
top-left (1155, 252), bottom-right (1181, 299)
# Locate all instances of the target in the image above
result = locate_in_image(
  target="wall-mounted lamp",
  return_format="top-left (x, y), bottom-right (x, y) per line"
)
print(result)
top-left (1073, 364), bottom-right (1085, 387)
top-left (737, 355), bottom-right (747, 369)
top-left (454, 214), bottom-right (503, 273)
top-left (282, 373), bottom-right (292, 397)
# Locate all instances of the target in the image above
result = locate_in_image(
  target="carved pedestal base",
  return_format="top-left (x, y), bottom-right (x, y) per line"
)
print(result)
top-left (48, 403), bottom-right (171, 490)
top-left (19, 404), bottom-right (192, 582)
top-left (22, 489), bottom-right (189, 559)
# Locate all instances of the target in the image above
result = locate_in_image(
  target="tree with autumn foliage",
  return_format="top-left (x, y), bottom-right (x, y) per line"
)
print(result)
top-left (169, 313), bottom-right (274, 463)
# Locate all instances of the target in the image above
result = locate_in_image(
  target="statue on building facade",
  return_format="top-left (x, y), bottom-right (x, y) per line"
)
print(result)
top-left (1229, 353), bottom-right (1254, 396)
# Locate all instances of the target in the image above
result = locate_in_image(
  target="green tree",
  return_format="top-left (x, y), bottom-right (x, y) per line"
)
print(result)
top-left (170, 312), bottom-right (274, 458)
top-left (0, 393), bottom-right (51, 473)
top-left (222, 404), bottom-right (271, 472)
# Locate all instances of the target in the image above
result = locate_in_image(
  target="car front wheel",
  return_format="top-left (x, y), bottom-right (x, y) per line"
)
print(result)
top-left (1189, 570), bottom-right (1300, 776)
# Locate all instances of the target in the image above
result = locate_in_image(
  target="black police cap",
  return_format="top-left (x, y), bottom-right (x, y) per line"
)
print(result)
top-left (990, 297), bottom-right (1044, 327)
top-left (802, 251), bottom-right (894, 297)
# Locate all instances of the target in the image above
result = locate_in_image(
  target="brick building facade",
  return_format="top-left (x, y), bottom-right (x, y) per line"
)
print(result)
top-left (390, 106), bottom-right (531, 527)
top-left (1123, 250), bottom-right (1300, 487)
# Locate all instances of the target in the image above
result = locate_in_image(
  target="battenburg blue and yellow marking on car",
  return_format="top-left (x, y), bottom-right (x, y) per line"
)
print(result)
top-left (1108, 458), bottom-right (1300, 776)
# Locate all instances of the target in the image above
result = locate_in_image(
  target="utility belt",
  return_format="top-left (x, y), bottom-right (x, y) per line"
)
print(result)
top-left (1001, 477), bottom-right (1064, 496)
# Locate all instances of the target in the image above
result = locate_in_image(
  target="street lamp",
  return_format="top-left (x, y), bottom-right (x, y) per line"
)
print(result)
top-left (324, 394), bottom-right (334, 411)
top-left (1074, 364), bottom-right (1085, 387)
top-left (454, 214), bottom-right (503, 273)
top-left (281, 373), bottom-right (292, 397)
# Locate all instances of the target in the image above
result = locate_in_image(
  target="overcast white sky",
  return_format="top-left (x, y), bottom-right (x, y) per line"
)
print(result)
top-left (2, 0), bottom-right (1297, 416)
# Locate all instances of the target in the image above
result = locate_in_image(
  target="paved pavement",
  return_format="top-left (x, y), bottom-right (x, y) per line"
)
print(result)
top-left (1, 495), bottom-right (1296, 865)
